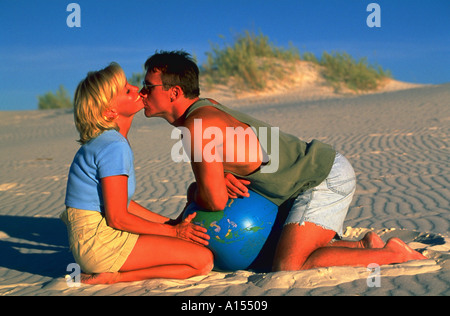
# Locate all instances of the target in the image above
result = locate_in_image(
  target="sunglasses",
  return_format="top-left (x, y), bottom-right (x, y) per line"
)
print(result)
top-left (142, 81), bottom-right (164, 91)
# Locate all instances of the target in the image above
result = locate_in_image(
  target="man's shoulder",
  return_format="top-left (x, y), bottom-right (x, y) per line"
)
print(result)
top-left (185, 106), bottom-right (230, 128)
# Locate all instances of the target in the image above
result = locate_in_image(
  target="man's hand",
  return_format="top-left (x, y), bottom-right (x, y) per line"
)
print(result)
top-left (224, 173), bottom-right (250, 199)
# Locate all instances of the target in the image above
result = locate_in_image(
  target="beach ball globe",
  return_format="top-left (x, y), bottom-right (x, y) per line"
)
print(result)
top-left (183, 190), bottom-right (278, 271)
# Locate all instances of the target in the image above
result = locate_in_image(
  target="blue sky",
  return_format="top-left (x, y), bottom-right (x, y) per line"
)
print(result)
top-left (0, 0), bottom-right (449, 111)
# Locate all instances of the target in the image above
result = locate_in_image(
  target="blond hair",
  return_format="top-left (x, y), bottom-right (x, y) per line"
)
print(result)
top-left (73, 62), bottom-right (126, 144)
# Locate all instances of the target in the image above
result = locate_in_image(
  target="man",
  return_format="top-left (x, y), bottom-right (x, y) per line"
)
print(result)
top-left (140, 50), bottom-right (426, 271)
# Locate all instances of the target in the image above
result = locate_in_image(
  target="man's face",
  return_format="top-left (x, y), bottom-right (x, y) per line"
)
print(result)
top-left (140, 70), bottom-right (170, 118)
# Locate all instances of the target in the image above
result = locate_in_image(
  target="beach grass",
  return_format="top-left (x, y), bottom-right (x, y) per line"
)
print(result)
top-left (319, 51), bottom-right (392, 92)
top-left (37, 85), bottom-right (72, 110)
top-left (202, 30), bottom-right (392, 93)
top-left (201, 30), bottom-right (300, 91)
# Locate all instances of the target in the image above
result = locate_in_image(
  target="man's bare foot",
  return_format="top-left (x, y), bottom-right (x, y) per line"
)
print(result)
top-left (360, 232), bottom-right (385, 249)
top-left (81, 272), bottom-right (120, 285)
top-left (384, 238), bottom-right (428, 263)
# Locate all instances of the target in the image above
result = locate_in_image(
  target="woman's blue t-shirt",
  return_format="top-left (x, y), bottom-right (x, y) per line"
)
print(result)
top-left (65, 130), bottom-right (136, 212)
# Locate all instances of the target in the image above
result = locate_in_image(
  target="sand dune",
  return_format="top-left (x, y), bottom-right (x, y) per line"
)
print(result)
top-left (0, 83), bottom-right (448, 296)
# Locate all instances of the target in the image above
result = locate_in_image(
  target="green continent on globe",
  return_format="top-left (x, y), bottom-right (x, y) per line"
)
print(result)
top-left (192, 210), bottom-right (225, 230)
top-left (192, 210), bottom-right (241, 244)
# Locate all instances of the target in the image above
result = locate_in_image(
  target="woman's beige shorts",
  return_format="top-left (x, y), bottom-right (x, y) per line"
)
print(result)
top-left (60, 208), bottom-right (139, 274)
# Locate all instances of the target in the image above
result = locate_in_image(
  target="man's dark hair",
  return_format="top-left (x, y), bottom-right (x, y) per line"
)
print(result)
top-left (144, 50), bottom-right (200, 99)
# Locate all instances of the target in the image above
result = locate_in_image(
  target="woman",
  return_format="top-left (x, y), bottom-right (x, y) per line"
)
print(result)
top-left (61, 62), bottom-right (213, 285)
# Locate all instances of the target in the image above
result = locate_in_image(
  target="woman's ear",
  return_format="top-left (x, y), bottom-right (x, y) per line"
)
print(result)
top-left (103, 108), bottom-right (118, 121)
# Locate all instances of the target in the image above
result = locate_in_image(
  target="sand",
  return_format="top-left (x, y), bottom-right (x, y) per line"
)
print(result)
top-left (0, 83), bottom-right (449, 296)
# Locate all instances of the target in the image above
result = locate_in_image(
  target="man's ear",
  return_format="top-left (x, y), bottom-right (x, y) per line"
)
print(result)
top-left (103, 108), bottom-right (118, 121)
top-left (170, 86), bottom-right (183, 102)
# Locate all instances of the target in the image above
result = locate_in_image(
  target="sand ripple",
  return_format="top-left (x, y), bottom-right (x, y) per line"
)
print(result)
top-left (0, 84), bottom-right (449, 296)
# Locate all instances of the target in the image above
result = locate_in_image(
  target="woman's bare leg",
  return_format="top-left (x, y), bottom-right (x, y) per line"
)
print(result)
top-left (81, 234), bottom-right (213, 284)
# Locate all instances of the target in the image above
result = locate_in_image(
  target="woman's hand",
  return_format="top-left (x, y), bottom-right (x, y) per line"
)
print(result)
top-left (224, 173), bottom-right (250, 199)
top-left (175, 212), bottom-right (210, 246)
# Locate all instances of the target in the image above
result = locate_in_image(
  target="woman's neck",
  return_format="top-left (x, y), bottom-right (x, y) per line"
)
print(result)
top-left (116, 115), bottom-right (135, 140)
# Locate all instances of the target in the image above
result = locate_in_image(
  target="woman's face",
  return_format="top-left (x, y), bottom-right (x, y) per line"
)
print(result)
top-left (114, 82), bottom-right (144, 117)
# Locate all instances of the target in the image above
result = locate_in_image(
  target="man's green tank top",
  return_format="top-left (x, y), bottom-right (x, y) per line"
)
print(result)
top-left (184, 99), bottom-right (336, 206)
